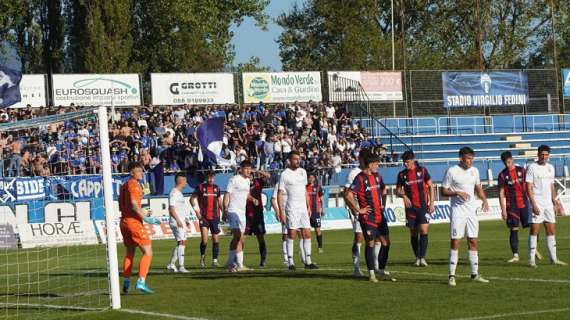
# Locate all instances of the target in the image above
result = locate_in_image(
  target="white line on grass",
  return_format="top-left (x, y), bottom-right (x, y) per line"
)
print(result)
top-left (259, 267), bottom-right (570, 284)
top-left (120, 308), bottom-right (208, 320)
top-left (450, 307), bottom-right (570, 320)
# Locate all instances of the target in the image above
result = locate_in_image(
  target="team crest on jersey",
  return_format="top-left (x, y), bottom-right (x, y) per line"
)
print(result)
top-left (517, 171), bottom-right (522, 177)
top-left (417, 171), bottom-right (421, 177)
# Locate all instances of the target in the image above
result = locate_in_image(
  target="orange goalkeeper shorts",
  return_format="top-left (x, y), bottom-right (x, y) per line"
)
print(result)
top-left (120, 218), bottom-right (151, 247)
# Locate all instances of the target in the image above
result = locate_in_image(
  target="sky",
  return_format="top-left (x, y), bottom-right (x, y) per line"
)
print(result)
top-left (231, 0), bottom-right (302, 71)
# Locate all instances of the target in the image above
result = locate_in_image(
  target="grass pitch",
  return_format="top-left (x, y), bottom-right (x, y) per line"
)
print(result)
top-left (5, 218), bottom-right (570, 320)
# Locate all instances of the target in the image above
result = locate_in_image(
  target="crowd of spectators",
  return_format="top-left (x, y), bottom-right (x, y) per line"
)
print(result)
top-left (0, 102), bottom-right (393, 181)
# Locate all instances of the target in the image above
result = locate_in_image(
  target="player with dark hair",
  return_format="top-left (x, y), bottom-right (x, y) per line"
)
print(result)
top-left (192, 171), bottom-right (223, 267)
top-left (245, 169), bottom-right (271, 267)
top-left (396, 150), bottom-right (435, 267)
top-left (307, 172), bottom-right (325, 253)
top-left (442, 147), bottom-right (490, 286)
top-left (526, 145), bottom-right (567, 267)
top-left (345, 153), bottom-right (395, 283)
top-left (166, 173), bottom-right (192, 273)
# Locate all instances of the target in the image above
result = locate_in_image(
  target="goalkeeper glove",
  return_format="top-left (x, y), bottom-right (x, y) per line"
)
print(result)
top-left (143, 216), bottom-right (162, 225)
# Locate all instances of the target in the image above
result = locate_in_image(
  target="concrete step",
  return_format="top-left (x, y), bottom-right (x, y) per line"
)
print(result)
top-left (503, 136), bottom-right (522, 142)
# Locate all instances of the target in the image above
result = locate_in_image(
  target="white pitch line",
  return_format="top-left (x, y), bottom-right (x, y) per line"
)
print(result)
top-left (255, 267), bottom-right (570, 284)
top-left (120, 308), bottom-right (208, 320)
top-left (450, 307), bottom-right (570, 320)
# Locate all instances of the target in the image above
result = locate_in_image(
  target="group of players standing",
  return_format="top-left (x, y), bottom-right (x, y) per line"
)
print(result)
top-left (117, 144), bottom-right (566, 294)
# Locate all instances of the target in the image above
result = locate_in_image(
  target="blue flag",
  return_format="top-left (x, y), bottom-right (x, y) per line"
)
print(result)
top-left (0, 66), bottom-right (22, 108)
top-left (197, 117), bottom-right (225, 165)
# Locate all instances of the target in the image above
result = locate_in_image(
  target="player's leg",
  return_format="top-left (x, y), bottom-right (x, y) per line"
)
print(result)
top-left (376, 219), bottom-right (395, 281)
top-left (300, 211), bottom-right (317, 268)
top-left (287, 228), bottom-right (298, 270)
top-left (310, 214), bottom-right (323, 253)
top-left (418, 222), bottom-right (429, 266)
top-left (234, 229), bottom-right (250, 271)
top-left (256, 233), bottom-right (267, 267)
top-left (167, 225), bottom-right (179, 271)
top-left (135, 243), bottom-right (154, 294)
top-left (528, 222), bottom-right (540, 267)
top-left (199, 225), bottom-right (209, 268)
top-left (211, 231), bottom-right (221, 266)
top-left (176, 239), bottom-right (188, 272)
top-left (227, 212), bottom-right (241, 270)
top-left (544, 215), bottom-right (566, 265)
top-left (352, 217), bottom-right (364, 277)
top-left (281, 225), bottom-right (289, 266)
top-left (122, 245), bottom-right (136, 294)
top-left (448, 210), bottom-right (466, 286)
top-left (362, 223), bottom-right (378, 283)
top-left (507, 226), bottom-right (520, 263)
top-left (406, 208), bottom-right (419, 264)
top-left (467, 216), bottom-right (488, 283)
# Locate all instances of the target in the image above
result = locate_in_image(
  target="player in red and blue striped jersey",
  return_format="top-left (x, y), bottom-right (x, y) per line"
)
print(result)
top-left (191, 171), bottom-right (223, 268)
top-left (345, 152), bottom-right (395, 283)
top-left (396, 151), bottom-right (435, 267)
top-left (306, 173), bottom-right (325, 253)
top-left (245, 170), bottom-right (271, 267)
top-left (498, 151), bottom-right (532, 263)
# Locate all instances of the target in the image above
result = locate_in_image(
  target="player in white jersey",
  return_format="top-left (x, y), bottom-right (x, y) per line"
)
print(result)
top-left (166, 173), bottom-right (192, 273)
top-left (441, 147), bottom-right (490, 286)
top-left (343, 149), bottom-right (379, 277)
top-left (223, 160), bottom-right (255, 272)
top-left (278, 151), bottom-right (318, 270)
top-left (526, 145), bottom-right (567, 267)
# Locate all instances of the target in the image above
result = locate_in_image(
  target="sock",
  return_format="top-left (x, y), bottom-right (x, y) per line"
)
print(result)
top-left (177, 245), bottom-right (185, 268)
top-left (373, 242), bottom-right (381, 270)
top-left (287, 239), bottom-right (295, 266)
top-left (365, 245), bottom-right (375, 271)
top-left (316, 234), bottom-right (323, 249)
top-left (546, 235), bottom-right (557, 262)
top-left (352, 243), bottom-right (361, 270)
top-left (299, 239), bottom-right (306, 264)
top-left (449, 249), bottom-right (458, 277)
top-left (212, 242), bottom-right (220, 260)
top-left (468, 250), bottom-right (479, 276)
top-left (228, 250), bottom-right (236, 268)
top-left (529, 235), bottom-right (537, 263)
top-left (123, 253), bottom-right (134, 278)
top-left (419, 234), bottom-right (428, 258)
top-left (259, 240), bottom-right (267, 262)
top-left (236, 251), bottom-right (244, 268)
top-left (200, 242), bottom-right (207, 256)
top-left (169, 246), bottom-right (178, 266)
top-left (410, 234), bottom-right (419, 258)
top-left (509, 230), bottom-right (519, 255)
top-left (139, 254), bottom-right (152, 279)
top-left (303, 238), bottom-right (312, 265)
top-left (378, 245), bottom-right (390, 270)
top-left (282, 240), bottom-right (288, 263)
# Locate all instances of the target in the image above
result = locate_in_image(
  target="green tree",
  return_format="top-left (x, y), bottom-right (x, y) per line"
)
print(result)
top-left (229, 56), bottom-right (271, 72)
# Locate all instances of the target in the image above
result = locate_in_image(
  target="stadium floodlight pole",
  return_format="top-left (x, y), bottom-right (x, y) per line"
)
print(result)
top-left (391, 0), bottom-right (396, 118)
top-left (97, 105), bottom-right (121, 309)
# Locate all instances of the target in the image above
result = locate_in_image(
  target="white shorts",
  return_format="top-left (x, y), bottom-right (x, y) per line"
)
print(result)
top-left (169, 224), bottom-right (187, 242)
top-left (286, 210), bottom-right (311, 230)
top-left (450, 206), bottom-right (479, 239)
top-left (530, 206), bottom-right (556, 224)
top-left (351, 215), bottom-right (362, 233)
top-left (228, 212), bottom-right (246, 233)
top-left (281, 223), bottom-right (288, 235)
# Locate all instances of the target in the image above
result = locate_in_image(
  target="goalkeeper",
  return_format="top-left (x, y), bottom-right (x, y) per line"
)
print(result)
top-left (119, 161), bottom-right (159, 294)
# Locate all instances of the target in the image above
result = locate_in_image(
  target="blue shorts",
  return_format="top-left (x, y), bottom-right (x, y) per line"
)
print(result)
top-left (405, 207), bottom-right (429, 229)
top-left (199, 218), bottom-right (221, 235)
top-left (506, 207), bottom-right (530, 229)
top-left (360, 215), bottom-right (389, 241)
top-left (310, 213), bottom-right (322, 228)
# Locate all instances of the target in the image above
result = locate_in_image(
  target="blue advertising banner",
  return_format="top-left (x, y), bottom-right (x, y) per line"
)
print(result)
top-left (442, 71), bottom-right (528, 108)
top-left (562, 69), bottom-right (570, 97)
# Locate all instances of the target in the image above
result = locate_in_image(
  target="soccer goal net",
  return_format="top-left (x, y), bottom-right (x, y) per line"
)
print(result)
top-left (0, 106), bottom-right (120, 319)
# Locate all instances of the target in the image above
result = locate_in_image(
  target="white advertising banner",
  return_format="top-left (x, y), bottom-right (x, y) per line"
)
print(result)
top-left (18, 221), bottom-right (99, 249)
top-left (328, 71), bottom-right (403, 101)
top-left (151, 73), bottom-right (235, 105)
top-left (242, 71), bottom-right (322, 103)
top-left (52, 74), bottom-right (141, 106)
top-left (10, 74), bottom-right (47, 108)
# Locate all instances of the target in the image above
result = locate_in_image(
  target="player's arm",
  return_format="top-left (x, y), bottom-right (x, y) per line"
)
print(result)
top-left (222, 192), bottom-right (230, 222)
top-left (271, 195), bottom-right (281, 222)
top-left (217, 196), bottom-right (224, 221)
top-left (395, 183), bottom-right (411, 208)
top-left (440, 169), bottom-right (469, 201)
top-left (381, 183), bottom-right (387, 209)
top-left (319, 188), bottom-right (325, 217)
top-left (498, 187), bottom-right (507, 220)
top-left (190, 194), bottom-right (201, 219)
top-left (525, 167), bottom-right (540, 215)
top-left (426, 179), bottom-right (435, 213)
top-left (474, 183), bottom-right (489, 212)
top-left (129, 183), bottom-right (147, 220)
top-left (306, 189), bottom-right (311, 216)
top-left (345, 189), bottom-right (368, 215)
top-left (254, 170), bottom-right (271, 180)
top-left (277, 190), bottom-right (286, 222)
